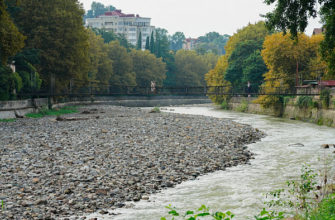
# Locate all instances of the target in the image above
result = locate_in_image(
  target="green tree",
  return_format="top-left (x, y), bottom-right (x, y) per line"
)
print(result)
top-left (0, 0), bottom-right (25, 64)
top-left (225, 40), bottom-right (266, 92)
top-left (130, 49), bottom-right (166, 87)
top-left (196, 32), bottom-right (230, 55)
top-left (14, 0), bottom-right (90, 92)
top-left (90, 28), bottom-right (134, 50)
top-left (107, 41), bottom-right (136, 89)
top-left (155, 28), bottom-right (169, 58)
top-left (87, 30), bottom-right (113, 85)
top-left (264, 0), bottom-right (335, 77)
top-left (137, 31), bottom-right (142, 50)
top-left (145, 36), bottom-right (150, 50)
top-left (0, 65), bottom-right (23, 100)
top-left (174, 50), bottom-right (208, 86)
top-left (84, 1), bottom-right (115, 19)
top-left (170, 31), bottom-right (186, 51)
top-left (150, 31), bottom-right (155, 53)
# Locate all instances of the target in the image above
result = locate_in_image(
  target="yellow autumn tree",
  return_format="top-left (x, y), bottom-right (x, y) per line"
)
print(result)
top-left (256, 32), bottom-right (321, 108)
top-left (205, 21), bottom-right (269, 103)
top-left (309, 34), bottom-right (328, 79)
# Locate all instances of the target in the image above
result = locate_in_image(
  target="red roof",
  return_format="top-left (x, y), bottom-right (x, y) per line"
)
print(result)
top-left (320, 80), bottom-right (335, 86)
top-left (103, 10), bottom-right (135, 18)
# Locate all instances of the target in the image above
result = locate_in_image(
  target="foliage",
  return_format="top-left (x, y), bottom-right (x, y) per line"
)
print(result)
top-left (320, 88), bottom-right (330, 109)
top-left (296, 96), bottom-right (313, 109)
top-left (174, 50), bottom-right (208, 86)
top-left (150, 107), bottom-right (161, 113)
top-left (264, 165), bottom-right (319, 219)
top-left (220, 100), bottom-right (229, 110)
top-left (205, 56), bottom-right (231, 104)
top-left (25, 106), bottom-right (78, 118)
top-left (310, 193), bottom-right (335, 220)
top-left (107, 41), bottom-right (136, 88)
top-left (14, 49), bottom-right (42, 95)
top-left (87, 29), bottom-right (113, 85)
top-left (254, 208), bottom-right (284, 220)
top-left (145, 36), bottom-right (150, 50)
top-left (196, 32), bottom-right (230, 55)
top-left (0, 65), bottom-right (23, 100)
top-left (84, 1), bottom-right (115, 20)
top-left (225, 40), bottom-right (266, 92)
top-left (161, 204), bottom-right (235, 220)
top-left (263, 0), bottom-right (335, 77)
top-left (129, 49), bottom-right (166, 87)
top-left (137, 31), bottom-right (142, 50)
top-left (256, 33), bottom-right (318, 108)
top-left (13, 0), bottom-right (90, 92)
top-left (0, 0), bottom-right (25, 64)
top-left (0, 119), bottom-right (16, 122)
top-left (91, 28), bottom-right (134, 49)
top-left (205, 22), bottom-right (269, 103)
top-left (236, 99), bottom-right (249, 112)
top-left (155, 28), bottom-right (170, 59)
top-left (170, 32), bottom-right (186, 51)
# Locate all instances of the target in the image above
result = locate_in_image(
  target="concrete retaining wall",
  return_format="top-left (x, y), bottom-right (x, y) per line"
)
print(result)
top-left (0, 96), bottom-right (211, 119)
top-left (0, 98), bottom-right (48, 119)
top-left (228, 97), bottom-right (335, 127)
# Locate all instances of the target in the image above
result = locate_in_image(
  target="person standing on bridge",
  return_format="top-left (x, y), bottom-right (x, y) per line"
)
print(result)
top-left (246, 81), bottom-right (251, 97)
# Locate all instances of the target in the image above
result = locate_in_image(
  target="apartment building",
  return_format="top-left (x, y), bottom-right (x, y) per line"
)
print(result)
top-left (85, 10), bottom-right (155, 49)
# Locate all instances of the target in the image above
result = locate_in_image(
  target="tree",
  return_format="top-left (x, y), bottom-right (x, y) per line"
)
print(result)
top-left (107, 41), bottom-right (136, 89)
top-left (264, 0), bottom-right (335, 77)
top-left (205, 22), bottom-right (269, 103)
top-left (256, 33), bottom-right (316, 107)
top-left (196, 32), bottom-right (230, 55)
top-left (84, 1), bottom-right (115, 19)
top-left (130, 49), bottom-right (166, 87)
top-left (14, 0), bottom-right (90, 92)
top-left (155, 28), bottom-right (169, 58)
top-left (174, 50), bottom-right (208, 86)
top-left (225, 40), bottom-right (266, 92)
top-left (170, 32), bottom-right (185, 51)
top-left (91, 28), bottom-right (134, 49)
top-left (87, 30), bottom-right (113, 85)
top-left (145, 36), bottom-right (150, 50)
top-left (0, 0), bottom-right (25, 64)
top-left (150, 31), bottom-right (155, 53)
top-left (137, 31), bottom-right (142, 50)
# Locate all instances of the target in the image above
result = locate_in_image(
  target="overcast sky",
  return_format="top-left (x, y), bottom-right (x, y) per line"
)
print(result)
top-left (79, 0), bottom-right (321, 38)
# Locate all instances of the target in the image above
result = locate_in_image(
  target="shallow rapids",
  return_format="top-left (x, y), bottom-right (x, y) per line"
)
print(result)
top-left (87, 106), bottom-right (335, 220)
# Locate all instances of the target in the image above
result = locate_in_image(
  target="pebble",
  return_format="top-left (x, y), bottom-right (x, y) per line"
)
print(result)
top-left (0, 105), bottom-right (264, 219)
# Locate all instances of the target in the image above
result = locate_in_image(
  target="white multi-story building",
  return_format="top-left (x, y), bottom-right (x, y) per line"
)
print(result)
top-left (86, 10), bottom-right (155, 49)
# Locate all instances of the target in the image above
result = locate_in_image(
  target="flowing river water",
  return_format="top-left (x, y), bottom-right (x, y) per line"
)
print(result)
top-left (86, 105), bottom-right (335, 220)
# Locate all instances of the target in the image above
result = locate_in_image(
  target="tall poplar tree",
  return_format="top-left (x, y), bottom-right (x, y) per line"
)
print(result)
top-left (145, 36), bottom-right (150, 50)
top-left (150, 31), bottom-right (155, 53)
top-left (137, 31), bottom-right (142, 50)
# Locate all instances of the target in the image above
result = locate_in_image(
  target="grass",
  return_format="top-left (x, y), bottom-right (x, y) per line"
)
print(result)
top-left (25, 106), bottom-right (79, 118)
top-left (0, 119), bottom-right (16, 122)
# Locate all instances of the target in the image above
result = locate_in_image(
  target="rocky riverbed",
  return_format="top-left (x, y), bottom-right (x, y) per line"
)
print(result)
top-left (0, 105), bottom-right (264, 219)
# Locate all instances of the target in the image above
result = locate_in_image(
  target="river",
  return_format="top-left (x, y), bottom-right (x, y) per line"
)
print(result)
top-left (86, 105), bottom-right (335, 220)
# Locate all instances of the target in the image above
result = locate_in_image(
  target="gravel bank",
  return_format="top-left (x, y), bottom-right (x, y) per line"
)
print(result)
top-left (0, 106), bottom-right (264, 219)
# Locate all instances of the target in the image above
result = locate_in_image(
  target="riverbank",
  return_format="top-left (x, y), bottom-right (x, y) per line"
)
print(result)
top-left (228, 97), bottom-right (335, 127)
top-left (0, 105), bottom-right (263, 219)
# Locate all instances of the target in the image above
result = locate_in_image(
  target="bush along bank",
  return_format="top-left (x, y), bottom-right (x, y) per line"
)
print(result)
top-left (222, 92), bottom-right (335, 127)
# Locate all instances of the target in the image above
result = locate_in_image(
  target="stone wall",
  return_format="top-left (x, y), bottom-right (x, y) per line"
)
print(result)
top-left (0, 96), bottom-right (211, 119)
top-left (228, 97), bottom-right (335, 127)
top-left (0, 98), bottom-right (48, 119)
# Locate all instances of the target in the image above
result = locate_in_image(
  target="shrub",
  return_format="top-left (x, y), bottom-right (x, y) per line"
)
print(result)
top-left (236, 99), bottom-right (248, 112)
top-left (296, 96), bottom-right (313, 109)
top-left (320, 89), bottom-right (330, 109)
top-left (220, 100), bottom-right (229, 110)
top-left (310, 193), bottom-right (335, 220)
